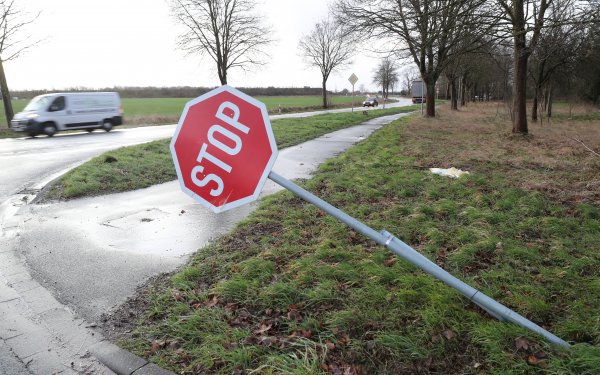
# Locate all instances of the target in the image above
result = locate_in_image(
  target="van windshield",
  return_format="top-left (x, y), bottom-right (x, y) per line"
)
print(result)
top-left (23, 96), bottom-right (52, 112)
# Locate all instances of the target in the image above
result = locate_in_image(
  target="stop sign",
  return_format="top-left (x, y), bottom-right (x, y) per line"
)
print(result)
top-left (170, 85), bottom-right (278, 213)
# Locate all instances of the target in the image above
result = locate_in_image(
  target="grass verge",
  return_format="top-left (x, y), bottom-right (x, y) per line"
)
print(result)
top-left (45, 106), bottom-right (419, 200)
top-left (103, 103), bottom-right (600, 374)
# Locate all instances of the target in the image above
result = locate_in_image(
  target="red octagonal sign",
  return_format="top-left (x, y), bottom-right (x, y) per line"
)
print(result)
top-left (171, 86), bottom-right (278, 213)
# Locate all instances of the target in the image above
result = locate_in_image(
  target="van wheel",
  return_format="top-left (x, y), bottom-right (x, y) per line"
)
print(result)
top-left (102, 120), bottom-right (113, 132)
top-left (43, 123), bottom-right (57, 137)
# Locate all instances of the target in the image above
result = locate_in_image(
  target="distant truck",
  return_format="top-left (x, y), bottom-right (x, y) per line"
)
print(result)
top-left (11, 92), bottom-right (123, 137)
top-left (411, 80), bottom-right (427, 104)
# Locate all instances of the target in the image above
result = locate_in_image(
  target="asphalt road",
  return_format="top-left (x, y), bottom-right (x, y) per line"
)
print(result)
top-left (0, 126), bottom-right (176, 205)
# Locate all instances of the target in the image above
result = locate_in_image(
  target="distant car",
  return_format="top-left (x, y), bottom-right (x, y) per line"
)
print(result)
top-left (363, 97), bottom-right (379, 107)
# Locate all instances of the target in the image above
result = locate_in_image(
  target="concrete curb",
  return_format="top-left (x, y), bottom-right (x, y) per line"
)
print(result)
top-left (90, 341), bottom-right (175, 375)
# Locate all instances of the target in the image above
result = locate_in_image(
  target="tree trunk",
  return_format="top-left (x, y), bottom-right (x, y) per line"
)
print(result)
top-left (531, 88), bottom-right (539, 122)
top-left (512, 51), bottom-right (529, 134)
top-left (217, 62), bottom-right (227, 85)
top-left (0, 60), bottom-right (15, 129)
top-left (425, 79), bottom-right (436, 117)
top-left (322, 78), bottom-right (328, 109)
top-left (450, 77), bottom-right (458, 110)
top-left (512, 1), bottom-right (529, 134)
top-left (546, 85), bottom-right (553, 118)
top-left (540, 86), bottom-right (547, 114)
top-left (460, 76), bottom-right (466, 106)
top-left (0, 60), bottom-right (14, 128)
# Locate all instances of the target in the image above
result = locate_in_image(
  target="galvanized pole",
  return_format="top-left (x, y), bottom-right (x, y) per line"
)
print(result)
top-left (268, 171), bottom-right (570, 348)
top-left (352, 83), bottom-right (355, 113)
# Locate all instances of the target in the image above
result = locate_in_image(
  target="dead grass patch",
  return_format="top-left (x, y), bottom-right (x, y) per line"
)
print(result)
top-left (405, 102), bottom-right (600, 206)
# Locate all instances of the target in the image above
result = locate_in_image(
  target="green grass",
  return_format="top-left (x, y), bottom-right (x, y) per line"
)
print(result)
top-left (46, 105), bottom-right (419, 199)
top-left (123, 96), bottom-right (364, 116)
top-left (109, 111), bottom-right (600, 374)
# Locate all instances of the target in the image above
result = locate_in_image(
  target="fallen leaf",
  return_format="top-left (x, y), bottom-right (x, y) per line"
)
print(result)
top-left (229, 308), bottom-right (252, 326)
top-left (338, 333), bottom-right (351, 346)
top-left (287, 307), bottom-right (302, 321)
top-left (288, 303), bottom-right (301, 310)
top-left (204, 295), bottom-right (219, 308)
top-left (167, 340), bottom-right (180, 350)
top-left (384, 257), bottom-right (397, 267)
top-left (258, 336), bottom-right (278, 346)
top-left (172, 290), bottom-right (184, 301)
top-left (150, 340), bottom-right (165, 353)
top-left (325, 340), bottom-right (335, 351)
top-left (253, 323), bottom-right (273, 335)
top-left (515, 337), bottom-right (531, 351)
top-left (224, 341), bottom-right (239, 350)
top-left (527, 355), bottom-right (548, 368)
top-left (442, 329), bottom-right (456, 340)
top-left (175, 348), bottom-right (190, 360)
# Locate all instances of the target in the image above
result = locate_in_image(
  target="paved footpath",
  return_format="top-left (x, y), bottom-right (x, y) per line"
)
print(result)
top-left (0, 232), bottom-right (111, 374)
top-left (1, 111), bottom-right (412, 374)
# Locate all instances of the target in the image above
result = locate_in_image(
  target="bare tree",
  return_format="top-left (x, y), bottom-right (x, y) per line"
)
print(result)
top-left (572, 20), bottom-right (600, 105)
top-left (372, 58), bottom-right (399, 99)
top-left (444, 52), bottom-right (468, 110)
top-left (0, 0), bottom-right (39, 128)
top-left (493, 0), bottom-right (555, 134)
top-left (446, 41), bottom-right (512, 107)
top-left (493, 0), bottom-right (598, 133)
top-left (335, 0), bottom-right (490, 117)
top-left (528, 0), bottom-right (587, 121)
top-left (169, 0), bottom-right (272, 85)
top-left (298, 18), bottom-right (355, 109)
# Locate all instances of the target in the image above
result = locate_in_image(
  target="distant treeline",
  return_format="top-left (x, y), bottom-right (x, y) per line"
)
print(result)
top-left (12, 86), bottom-right (328, 99)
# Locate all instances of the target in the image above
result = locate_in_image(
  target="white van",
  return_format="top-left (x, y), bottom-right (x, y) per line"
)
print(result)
top-left (11, 92), bottom-right (123, 137)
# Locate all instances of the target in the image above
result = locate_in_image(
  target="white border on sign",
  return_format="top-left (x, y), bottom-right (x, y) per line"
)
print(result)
top-left (170, 85), bottom-right (279, 213)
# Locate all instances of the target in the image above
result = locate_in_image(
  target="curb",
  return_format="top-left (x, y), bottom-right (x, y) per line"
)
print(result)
top-left (90, 341), bottom-right (175, 375)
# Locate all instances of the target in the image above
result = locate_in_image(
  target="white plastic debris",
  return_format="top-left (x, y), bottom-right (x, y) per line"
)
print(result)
top-left (429, 167), bottom-right (470, 178)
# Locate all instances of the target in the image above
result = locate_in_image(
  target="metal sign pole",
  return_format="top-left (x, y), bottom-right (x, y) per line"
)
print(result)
top-left (268, 171), bottom-right (570, 348)
top-left (352, 83), bottom-right (355, 113)
top-left (349, 73), bottom-right (358, 113)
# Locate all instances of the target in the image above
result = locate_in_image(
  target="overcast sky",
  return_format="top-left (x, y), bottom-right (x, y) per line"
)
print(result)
top-left (4, 0), bottom-right (402, 93)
